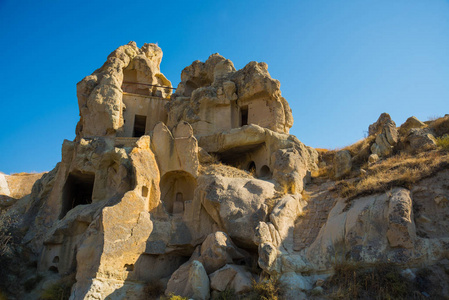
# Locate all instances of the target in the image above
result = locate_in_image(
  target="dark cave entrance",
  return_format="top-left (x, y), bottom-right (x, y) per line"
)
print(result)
top-left (133, 115), bottom-right (147, 137)
top-left (60, 172), bottom-right (95, 219)
top-left (240, 106), bottom-right (248, 126)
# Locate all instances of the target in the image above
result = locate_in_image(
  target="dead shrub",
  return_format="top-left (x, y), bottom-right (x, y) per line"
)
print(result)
top-left (142, 280), bottom-right (165, 300)
top-left (428, 115), bottom-right (449, 137)
top-left (246, 276), bottom-right (283, 300)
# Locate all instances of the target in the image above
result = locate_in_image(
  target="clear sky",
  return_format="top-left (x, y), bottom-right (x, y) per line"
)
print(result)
top-left (0, 0), bottom-right (448, 174)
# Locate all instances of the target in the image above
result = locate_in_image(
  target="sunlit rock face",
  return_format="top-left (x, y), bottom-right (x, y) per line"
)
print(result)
top-left (2, 43), bottom-right (449, 300)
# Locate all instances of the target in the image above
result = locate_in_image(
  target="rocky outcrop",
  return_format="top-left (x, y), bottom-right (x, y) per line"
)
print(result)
top-left (166, 259), bottom-right (210, 300)
top-left (370, 116), bottom-right (398, 157)
top-left (333, 150), bottom-right (352, 179)
top-left (2, 43), bottom-right (449, 299)
top-left (167, 54), bottom-right (293, 137)
top-left (398, 116), bottom-right (427, 136)
top-left (404, 128), bottom-right (437, 152)
top-left (199, 175), bottom-right (275, 248)
top-left (209, 264), bottom-right (253, 294)
top-left (76, 42), bottom-right (172, 138)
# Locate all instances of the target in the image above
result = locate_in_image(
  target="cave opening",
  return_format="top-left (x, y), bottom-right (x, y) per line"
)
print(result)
top-left (60, 172), bottom-right (95, 219)
top-left (260, 165), bottom-right (271, 179)
top-left (133, 115), bottom-right (147, 137)
top-left (240, 106), bottom-right (248, 126)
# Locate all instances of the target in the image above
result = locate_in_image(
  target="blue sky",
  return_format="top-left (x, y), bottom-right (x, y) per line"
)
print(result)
top-left (0, 0), bottom-right (448, 174)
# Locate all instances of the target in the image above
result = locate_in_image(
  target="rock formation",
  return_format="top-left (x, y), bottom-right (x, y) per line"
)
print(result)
top-left (1, 43), bottom-right (449, 299)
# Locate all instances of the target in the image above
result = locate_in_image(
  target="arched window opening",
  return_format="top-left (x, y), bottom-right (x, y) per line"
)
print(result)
top-left (259, 165), bottom-right (271, 179)
top-left (160, 171), bottom-right (196, 215)
top-left (184, 80), bottom-right (198, 97)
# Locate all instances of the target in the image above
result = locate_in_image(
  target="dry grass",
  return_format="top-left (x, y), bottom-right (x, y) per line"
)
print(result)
top-left (333, 150), bottom-right (449, 199)
top-left (428, 115), bottom-right (449, 137)
top-left (199, 163), bottom-right (254, 178)
top-left (325, 262), bottom-right (421, 300)
top-left (313, 136), bottom-right (376, 180)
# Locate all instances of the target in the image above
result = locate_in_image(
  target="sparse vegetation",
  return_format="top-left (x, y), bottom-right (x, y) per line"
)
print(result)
top-left (142, 280), bottom-right (165, 299)
top-left (246, 276), bottom-right (283, 300)
top-left (325, 262), bottom-right (417, 299)
top-left (436, 134), bottom-right (449, 151)
top-left (215, 288), bottom-right (237, 300)
top-left (0, 213), bottom-right (15, 256)
top-left (333, 150), bottom-right (449, 199)
top-left (199, 163), bottom-right (254, 178)
top-left (164, 294), bottom-right (189, 300)
top-left (428, 115), bottom-right (449, 136)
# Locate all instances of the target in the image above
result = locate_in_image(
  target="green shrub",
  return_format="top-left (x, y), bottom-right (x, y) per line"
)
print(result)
top-left (165, 294), bottom-right (189, 300)
top-left (249, 276), bottom-right (282, 300)
top-left (436, 134), bottom-right (449, 150)
top-left (216, 288), bottom-right (236, 300)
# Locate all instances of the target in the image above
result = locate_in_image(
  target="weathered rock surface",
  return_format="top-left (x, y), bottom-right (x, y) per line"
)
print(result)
top-left (370, 117), bottom-right (398, 157)
top-left (199, 175), bottom-right (275, 248)
top-left (405, 128), bottom-right (437, 152)
top-left (398, 116), bottom-right (427, 136)
top-left (209, 264), bottom-right (252, 294)
top-left (199, 231), bottom-right (246, 274)
top-left (368, 112), bottom-right (394, 136)
top-left (3, 43), bottom-right (449, 300)
top-left (76, 42), bottom-right (172, 138)
top-left (333, 150), bottom-right (352, 179)
top-left (167, 54), bottom-right (293, 137)
top-left (166, 260), bottom-right (210, 300)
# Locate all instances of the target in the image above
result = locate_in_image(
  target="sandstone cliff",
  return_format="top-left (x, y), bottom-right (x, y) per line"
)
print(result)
top-left (0, 43), bottom-right (449, 300)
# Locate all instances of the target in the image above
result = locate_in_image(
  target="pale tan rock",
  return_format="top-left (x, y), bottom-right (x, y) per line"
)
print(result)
top-left (305, 188), bottom-right (420, 270)
top-left (199, 175), bottom-right (274, 248)
top-left (272, 148), bottom-right (307, 194)
top-left (76, 42), bottom-right (172, 138)
top-left (386, 189), bottom-right (416, 248)
top-left (368, 113), bottom-right (395, 136)
top-left (270, 195), bottom-right (305, 240)
top-left (199, 231), bottom-right (246, 274)
top-left (166, 260), bottom-right (210, 300)
top-left (0, 173), bottom-right (10, 196)
top-left (209, 264), bottom-right (252, 294)
top-left (198, 124), bottom-right (318, 185)
top-left (405, 128), bottom-right (437, 152)
top-left (399, 116), bottom-right (427, 136)
top-left (152, 121), bottom-right (199, 178)
top-left (368, 153), bottom-right (379, 163)
top-left (280, 254), bottom-right (309, 273)
top-left (279, 272), bottom-right (311, 296)
top-left (333, 150), bottom-right (352, 179)
top-left (3, 172), bottom-right (44, 199)
top-left (371, 118), bottom-right (398, 157)
top-left (258, 242), bottom-right (280, 273)
top-left (168, 54), bottom-right (293, 137)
